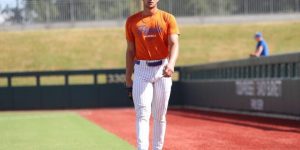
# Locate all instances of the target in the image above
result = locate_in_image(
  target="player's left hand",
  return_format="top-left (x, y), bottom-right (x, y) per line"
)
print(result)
top-left (163, 63), bottom-right (174, 77)
top-left (249, 53), bottom-right (258, 57)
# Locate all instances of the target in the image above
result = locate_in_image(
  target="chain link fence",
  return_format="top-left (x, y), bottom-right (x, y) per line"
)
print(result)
top-left (1, 0), bottom-right (300, 28)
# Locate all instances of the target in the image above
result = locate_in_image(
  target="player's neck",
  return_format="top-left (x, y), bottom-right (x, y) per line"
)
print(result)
top-left (143, 6), bottom-right (158, 16)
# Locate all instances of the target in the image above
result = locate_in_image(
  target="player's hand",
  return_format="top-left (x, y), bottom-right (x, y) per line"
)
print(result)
top-left (125, 78), bottom-right (133, 87)
top-left (125, 78), bottom-right (133, 101)
top-left (249, 53), bottom-right (258, 57)
top-left (163, 63), bottom-right (174, 77)
top-left (126, 86), bottom-right (133, 101)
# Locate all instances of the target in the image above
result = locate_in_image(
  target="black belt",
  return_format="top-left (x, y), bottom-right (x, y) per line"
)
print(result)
top-left (135, 60), bottom-right (163, 67)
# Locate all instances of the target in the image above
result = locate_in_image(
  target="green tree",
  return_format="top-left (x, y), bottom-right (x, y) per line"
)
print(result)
top-left (159, 0), bottom-right (239, 16)
top-left (25, 0), bottom-right (59, 22)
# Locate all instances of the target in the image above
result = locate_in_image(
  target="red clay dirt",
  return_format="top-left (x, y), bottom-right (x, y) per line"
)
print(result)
top-left (78, 108), bottom-right (300, 150)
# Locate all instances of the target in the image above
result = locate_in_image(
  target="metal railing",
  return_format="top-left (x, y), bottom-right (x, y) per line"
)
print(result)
top-left (0, 67), bottom-right (181, 109)
top-left (0, 69), bottom-right (125, 87)
top-left (180, 52), bottom-right (300, 80)
top-left (1, 0), bottom-right (300, 27)
top-left (0, 67), bottom-right (181, 87)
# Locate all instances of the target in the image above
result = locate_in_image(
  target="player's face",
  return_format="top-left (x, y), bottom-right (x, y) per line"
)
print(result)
top-left (255, 37), bottom-right (260, 42)
top-left (143, 0), bottom-right (159, 9)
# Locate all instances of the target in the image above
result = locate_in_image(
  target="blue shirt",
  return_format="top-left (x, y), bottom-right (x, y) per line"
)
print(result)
top-left (256, 40), bottom-right (269, 56)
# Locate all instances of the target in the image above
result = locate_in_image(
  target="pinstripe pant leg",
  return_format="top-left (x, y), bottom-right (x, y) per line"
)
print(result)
top-left (152, 77), bottom-right (172, 150)
top-left (133, 76), bottom-right (154, 150)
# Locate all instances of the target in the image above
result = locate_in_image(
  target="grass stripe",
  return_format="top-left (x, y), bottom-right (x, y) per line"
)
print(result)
top-left (0, 111), bottom-right (134, 150)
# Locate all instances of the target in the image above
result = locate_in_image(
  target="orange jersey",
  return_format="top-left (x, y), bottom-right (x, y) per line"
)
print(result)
top-left (125, 10), bottom-right (179, 60)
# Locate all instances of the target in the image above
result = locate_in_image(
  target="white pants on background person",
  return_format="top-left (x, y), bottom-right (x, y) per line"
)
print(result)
top-left (132, 59), bottom-right (172, 150)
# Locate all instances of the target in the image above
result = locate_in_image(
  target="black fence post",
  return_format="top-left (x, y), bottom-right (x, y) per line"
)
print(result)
top-left (94, 73), bottom-right (98, 85)
top-left (36, 75), bottom-right (40, 87)
top-left (7, 76), bottom-right (12, 87)
top-left (65, 74), bottom-right (69, 86)
top-left (297, 62), bottom-right (300, 78)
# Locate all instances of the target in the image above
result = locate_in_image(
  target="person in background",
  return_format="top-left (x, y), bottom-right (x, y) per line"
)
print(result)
top-left (250, 32), bottom-right (269, 57)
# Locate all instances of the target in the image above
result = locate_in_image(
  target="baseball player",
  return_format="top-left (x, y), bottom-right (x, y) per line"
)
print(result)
top-left (125, 0), bottom-right (179, 149)
top-left (250, 32), bottom-right (269, 57)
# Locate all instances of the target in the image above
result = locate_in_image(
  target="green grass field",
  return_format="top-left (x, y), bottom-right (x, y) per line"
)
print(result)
top-left (0, 111), bottom-right (134, 150)
top-left (0, 21), bottom-right (300, 72)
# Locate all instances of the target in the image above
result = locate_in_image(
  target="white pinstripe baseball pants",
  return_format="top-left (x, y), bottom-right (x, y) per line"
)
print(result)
top-left (133, 59), bottom-right (172, 150)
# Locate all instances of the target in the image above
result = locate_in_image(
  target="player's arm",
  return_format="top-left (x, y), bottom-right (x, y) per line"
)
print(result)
top-left (125, 19), bottom-right (135, 87)
top-left (125, 41), bottom-right (135, 87)
top-left (250, 45), bottom-right (263, 57)
top-left (168, 34), bottom-right (179, 67)
top-left (164, 34), bottom-right (179, 77)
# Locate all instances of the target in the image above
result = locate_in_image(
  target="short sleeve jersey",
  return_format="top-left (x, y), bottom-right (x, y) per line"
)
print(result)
top-left (256, 40), bottom-right (269, 56)
top-left (125, 10), bottom-right (180, 60)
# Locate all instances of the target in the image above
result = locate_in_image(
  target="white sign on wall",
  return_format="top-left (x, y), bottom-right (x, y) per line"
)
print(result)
top-left (235, 79), bottom-right (282, 98)
top-left (250, 99), bottom-right (264, 110)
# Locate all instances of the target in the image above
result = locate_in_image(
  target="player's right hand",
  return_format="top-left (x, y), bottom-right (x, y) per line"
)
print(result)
top-left (125, 78), bottom-right (133, 87)
top-left (125, 78), bottom-right (133, 101)
top-left (126, 87), bottom-right (133, 101)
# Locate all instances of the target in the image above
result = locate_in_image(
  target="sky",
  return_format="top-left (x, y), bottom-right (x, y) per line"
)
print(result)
top-left (0, 0), bottom-right (17, 8)
top-left (0, 0), bottom-right (16, 23)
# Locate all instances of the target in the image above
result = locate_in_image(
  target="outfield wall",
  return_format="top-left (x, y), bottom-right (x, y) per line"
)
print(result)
top-left (180, 52), bottom-right (300, 116)
top-left (181, 79), bottom-right (300, 116)
top-left (0, 69), bottom-right (182, 110)
top-left (0, 52), bottom-right (299, 117)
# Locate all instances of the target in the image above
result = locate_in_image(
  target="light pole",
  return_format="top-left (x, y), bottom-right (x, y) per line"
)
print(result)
top-left (16, 0), bottom-right (19, 9)
top-left (140, 0), bottom-right (143, 11)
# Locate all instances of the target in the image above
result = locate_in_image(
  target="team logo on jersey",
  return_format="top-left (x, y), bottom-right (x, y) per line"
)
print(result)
top-left (137, 25), bottom-right (162, 38)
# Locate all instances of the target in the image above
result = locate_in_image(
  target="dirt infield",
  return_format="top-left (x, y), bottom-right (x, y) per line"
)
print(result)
top-left (79, 108), bottom-right (300, 150)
